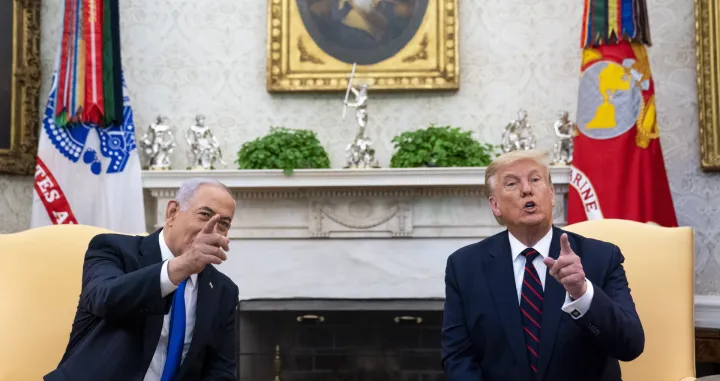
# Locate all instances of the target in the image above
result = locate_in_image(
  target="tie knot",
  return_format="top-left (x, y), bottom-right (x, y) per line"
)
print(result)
top-left (521, 248), bottom-right (540, 262)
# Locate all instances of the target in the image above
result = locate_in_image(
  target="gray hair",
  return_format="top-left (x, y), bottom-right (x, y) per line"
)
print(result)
top-left (175, 178), bottom-right (232, 211)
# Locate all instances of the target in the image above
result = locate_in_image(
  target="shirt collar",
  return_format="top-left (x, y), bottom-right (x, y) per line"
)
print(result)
top-left (508, 227), bottom-right (553, 261)
top-left (159, 229), bottom-right (197, 286)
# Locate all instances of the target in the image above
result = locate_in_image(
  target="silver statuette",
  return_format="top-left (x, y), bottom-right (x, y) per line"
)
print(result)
top-left (186, 114), bottom-right (226, 170)
top-left (551, 111), bottom-right (576, 166)
top-left (139, 115), bottom-right (176, 170)
top-left (501, 110), bottom-right (537, 153)
top-left (342, 63), bottom-right (379, 169)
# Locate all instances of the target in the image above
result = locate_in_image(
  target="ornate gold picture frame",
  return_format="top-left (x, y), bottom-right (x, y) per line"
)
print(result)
top-left (696, 0), bottom-right (720, 171)
top-left (0, 0), bottom-right (41, 176)
top-left (266, 0), bottom-right (459, 92)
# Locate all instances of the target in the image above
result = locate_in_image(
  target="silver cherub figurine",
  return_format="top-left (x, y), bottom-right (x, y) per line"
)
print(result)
top-left (343, 80), bottom-right (379, 169)
top-left (139, 115), bottom-right (176, 170)
top-left (551, 111), bottom-right (576, 166)
top-left (501, 110), bottom-right (537, 153)
top-left (185, 114), bottom-right (226, 170)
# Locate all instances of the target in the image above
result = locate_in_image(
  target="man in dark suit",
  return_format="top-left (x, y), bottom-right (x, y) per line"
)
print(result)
top-left (441, 150), bottom-right (644, 381)
top-left (45, 178), bottom-right (239, 381)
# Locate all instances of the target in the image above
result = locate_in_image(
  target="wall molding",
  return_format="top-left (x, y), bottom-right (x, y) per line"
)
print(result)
top-left (696, 295), bottom-right (720, 329)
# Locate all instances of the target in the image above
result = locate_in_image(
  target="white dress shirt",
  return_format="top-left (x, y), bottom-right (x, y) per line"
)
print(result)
top-left (508, 228), bottom-right (594, 319)
top-left (143, 231), bottom-right (198, 381)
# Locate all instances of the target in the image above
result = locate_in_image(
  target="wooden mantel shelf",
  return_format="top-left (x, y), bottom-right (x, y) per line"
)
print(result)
top-left (141, 166), bottom-right (572, 189)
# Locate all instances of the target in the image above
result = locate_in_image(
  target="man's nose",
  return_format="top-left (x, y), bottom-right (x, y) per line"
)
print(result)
top-left (520, 181), bottom-right (533, 196)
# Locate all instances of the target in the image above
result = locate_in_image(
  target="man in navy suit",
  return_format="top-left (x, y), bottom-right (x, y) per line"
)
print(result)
top-left (441, 150), bottom-right (644, 381)
top-left (45, 178), bottom-right (239, 381)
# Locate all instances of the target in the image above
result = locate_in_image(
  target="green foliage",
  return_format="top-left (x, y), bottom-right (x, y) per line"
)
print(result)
top-left (389, 124), bottom-right (500, 168)
top-left (236, 127), bottom-right (331, 175)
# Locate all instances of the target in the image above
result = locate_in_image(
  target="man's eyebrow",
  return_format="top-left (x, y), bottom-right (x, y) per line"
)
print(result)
top-left (198, 206), bottom-right (216, 214)
top-left (199, 206), bottom-right (232, 221)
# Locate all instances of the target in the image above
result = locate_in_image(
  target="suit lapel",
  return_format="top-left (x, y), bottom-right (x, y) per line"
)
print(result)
top-left (485, 231), bottom-right (534, 381)
top-left (176, 266), bottom-right (220, 380)
top-left (138, 229), bottom-right (167, 372)
top-left (536, 226), bottom-right (574, 381)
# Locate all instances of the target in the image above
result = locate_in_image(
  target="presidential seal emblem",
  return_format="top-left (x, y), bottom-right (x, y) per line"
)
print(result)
top-left (42, 74), bottom-right (138, 176)
top-left (576, 56), bottom-right (649, 140)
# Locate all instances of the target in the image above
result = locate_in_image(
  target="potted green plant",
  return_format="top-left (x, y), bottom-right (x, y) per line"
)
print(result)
top-left (389, 124), bottom-right (500, 168)
top-left (235, 126), bottom-right (331, 175)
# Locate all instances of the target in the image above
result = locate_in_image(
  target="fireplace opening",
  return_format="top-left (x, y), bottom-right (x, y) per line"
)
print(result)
top-left (237, 299), bottom-right (445, 381)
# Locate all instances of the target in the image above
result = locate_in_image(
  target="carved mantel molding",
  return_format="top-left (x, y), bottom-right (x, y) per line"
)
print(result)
top-left (142, 167), bottom-right (572, 239)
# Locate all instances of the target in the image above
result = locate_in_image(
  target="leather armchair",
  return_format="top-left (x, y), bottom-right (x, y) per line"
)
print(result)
top-left (0, 224), bottom-right (114, 381)
top-left (564, 219), bottom-right (696, 381)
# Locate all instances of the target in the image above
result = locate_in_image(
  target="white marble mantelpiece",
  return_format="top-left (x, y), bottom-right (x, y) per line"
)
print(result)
top-left (142, 166), bottom-right (572, 189)
top-left (141, 167), bottom-right (720, 328)
top-left (142, 167), bottom-right (571, 301)
top-left (143, 167), bottom-right (571, 239)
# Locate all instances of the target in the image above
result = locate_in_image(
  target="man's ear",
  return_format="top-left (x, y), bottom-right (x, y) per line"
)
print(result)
top-left (165, 200), bottom-right (180, 227)
top-left (488, 197), bottom-right (501, 218)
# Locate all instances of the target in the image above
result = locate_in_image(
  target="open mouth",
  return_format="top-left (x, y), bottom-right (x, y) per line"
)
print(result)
top-left (524, 201), bottom-right (536, 211)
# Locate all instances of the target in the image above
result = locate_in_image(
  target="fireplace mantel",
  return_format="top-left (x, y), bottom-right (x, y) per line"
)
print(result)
top-left (142, 166), bottom-right (572, 189)
top-left (141, 167), bottom-right (720, 329)
top-left (141, 166), bottom-right (570, 300)
top-left (142, 166), bottom-right (571, 239)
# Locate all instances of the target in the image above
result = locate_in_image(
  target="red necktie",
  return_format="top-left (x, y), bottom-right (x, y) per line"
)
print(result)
top-left (520, 248), bottom-right (544, 373)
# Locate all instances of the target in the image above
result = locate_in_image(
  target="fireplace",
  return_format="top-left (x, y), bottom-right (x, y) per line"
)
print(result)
top-left (143, 169), bottom-right (572, 380)
top-left (237, 299), bottom-right (445, 381)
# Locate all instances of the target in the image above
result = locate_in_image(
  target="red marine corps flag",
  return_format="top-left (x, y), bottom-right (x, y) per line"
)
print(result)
top-left (568, 0), bottom-right (678, 227)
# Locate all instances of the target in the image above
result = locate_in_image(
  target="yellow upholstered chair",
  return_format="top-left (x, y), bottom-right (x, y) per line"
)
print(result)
top-left (0, 224), bottom-right (115, 381)
top-left (564, 219), bottom-right (696, 381)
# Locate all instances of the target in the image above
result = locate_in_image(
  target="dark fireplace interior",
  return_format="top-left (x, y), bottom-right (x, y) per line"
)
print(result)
top-left (237, 299), bottom-right (445, 381)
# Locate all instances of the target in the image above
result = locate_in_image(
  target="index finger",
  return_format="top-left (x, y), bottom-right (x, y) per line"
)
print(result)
top-left (201, 214), bottom-right (221, 234)
top-left (560, 233), bottom-right (572, 255)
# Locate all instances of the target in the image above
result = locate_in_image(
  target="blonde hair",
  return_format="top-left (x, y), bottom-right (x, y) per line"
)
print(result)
top-left (485, 150), bottom-right (553, 226)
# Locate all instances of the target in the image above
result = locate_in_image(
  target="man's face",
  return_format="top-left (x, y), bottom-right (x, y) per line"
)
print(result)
top-left (488, 159), bottom-right (555, 229)
top-left (165, 185), bottom-right (235, 255)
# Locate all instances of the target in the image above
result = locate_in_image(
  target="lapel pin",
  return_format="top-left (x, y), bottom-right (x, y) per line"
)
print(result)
top-left (209, 281), bottom-right (213, 289)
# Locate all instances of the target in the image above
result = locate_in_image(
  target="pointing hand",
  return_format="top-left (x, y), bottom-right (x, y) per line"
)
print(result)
top-left (168, 214), bottom-right (230, 284)
top-left (543, 233), bottom-right (587, 299)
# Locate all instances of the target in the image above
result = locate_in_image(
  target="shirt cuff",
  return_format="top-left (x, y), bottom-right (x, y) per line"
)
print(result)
top-left (160, 259), bottom-right (179, 298)
top-left (561, 279), bottom-right (594, 319)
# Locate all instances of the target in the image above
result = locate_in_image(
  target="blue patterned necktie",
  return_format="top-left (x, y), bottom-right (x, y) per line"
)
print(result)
top-left (520, 248), bottom-right (544, 374)
top-left (161, 278), bottom-right (187, 381)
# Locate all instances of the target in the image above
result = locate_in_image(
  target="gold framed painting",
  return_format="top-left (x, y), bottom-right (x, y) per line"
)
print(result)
top-left (266, 0), bottom-right (459, 92)
top-left (696, 0), bottom-right (720, 171)
top-left (0, 0), bottom-right (41, 176)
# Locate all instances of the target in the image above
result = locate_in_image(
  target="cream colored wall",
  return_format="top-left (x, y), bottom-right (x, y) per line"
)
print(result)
top-left (1, 0), bottom-right (718, 293)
